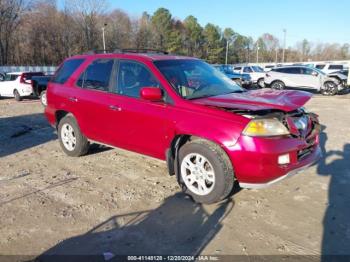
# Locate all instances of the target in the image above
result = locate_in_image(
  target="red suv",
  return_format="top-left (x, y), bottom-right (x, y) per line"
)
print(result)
top-left (45, 51), bottom-right (321, 204)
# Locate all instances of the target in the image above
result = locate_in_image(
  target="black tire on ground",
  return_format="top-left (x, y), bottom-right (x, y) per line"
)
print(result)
top-left (321, 81), bottom-right (338, 96)
top-left (271, 80), bottom-right (285, 90)
top-left (40, 90), bottom-right (47, 107)
top-left (57, 115), bottom-right (90, 157)
top-left (178, 138), bottom-right (235, 204)
top-left (233, 79), bottom-right (242, 86)
top-left (13, 89), bottom-right (22, 101)
top-left (257, 78), bottom-right (265, 88)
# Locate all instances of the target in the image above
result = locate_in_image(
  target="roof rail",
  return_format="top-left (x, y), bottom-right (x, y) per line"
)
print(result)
top-left (121, 49), bottom-right (169, 55)
top-left (84, 49), bottom-right (170, 55)
top-left (84, 50), bottom-right (114, 55)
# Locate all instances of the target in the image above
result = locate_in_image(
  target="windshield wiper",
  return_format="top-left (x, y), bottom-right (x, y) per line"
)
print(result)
top-left (188, 90), bottom-right (246, 100)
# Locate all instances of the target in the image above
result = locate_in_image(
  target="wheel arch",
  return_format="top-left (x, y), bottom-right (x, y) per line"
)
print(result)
top-left (55, 110), bottom-right (75, 128)
top-left (166, 134), bottom-right (231, 178)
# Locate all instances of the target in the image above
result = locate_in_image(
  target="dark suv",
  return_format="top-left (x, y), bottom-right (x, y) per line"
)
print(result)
top-left (45, 51), bottom-right (321, 204)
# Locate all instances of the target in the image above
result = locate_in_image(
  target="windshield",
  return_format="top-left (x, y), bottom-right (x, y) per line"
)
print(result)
top-left (252, 66), bottom-right (264, 72)
top-left (154, 60), bottom-right (244, 100)
top-left (313, 68), bottom-right (326, 75)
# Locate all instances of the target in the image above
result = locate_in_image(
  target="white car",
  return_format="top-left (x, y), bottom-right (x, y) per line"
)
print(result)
top-left (314, 63), bottom-right (345, 74)
top-left (0, 72), bottom-right (43, 101)
top-left (234, 65), bottom-right (266, 87)
top-left (265, 66), bottom-right (341, 95)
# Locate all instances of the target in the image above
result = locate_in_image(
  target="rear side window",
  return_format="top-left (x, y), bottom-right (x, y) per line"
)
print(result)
top-left (328, 65), bottom-right (343, 70)
top-left (52, 59), bottom-right (84, 84)
top-left (5, 74), bottom-right (19, 81)
top-left (286, 67), bottom-right (301, 74)
top-left (77, 59), bottom-right (114, 91)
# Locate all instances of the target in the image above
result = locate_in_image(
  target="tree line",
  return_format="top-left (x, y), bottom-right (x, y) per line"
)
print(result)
top-left (0, 0), bottom-right (349, 66)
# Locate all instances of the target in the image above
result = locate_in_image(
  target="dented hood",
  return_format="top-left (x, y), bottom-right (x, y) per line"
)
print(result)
top-left (193, 89), bottom-right (312, 112)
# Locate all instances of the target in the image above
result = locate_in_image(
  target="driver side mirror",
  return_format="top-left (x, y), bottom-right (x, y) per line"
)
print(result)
top-left (140, 87), bottom-right (163, 102)
top-left (311, 71), bottom-right (318, 77)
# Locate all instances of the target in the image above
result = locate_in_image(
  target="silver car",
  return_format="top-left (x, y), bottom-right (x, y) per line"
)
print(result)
top-left (265, 66), bottom-right (341, 95)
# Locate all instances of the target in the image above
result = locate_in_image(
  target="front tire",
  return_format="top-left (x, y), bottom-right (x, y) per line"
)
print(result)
top-left (257, 78), bottom-right (265, 88)
top-left (13, 89), bottom-right (21, 101)
top-left (58, 115), bottom-right (90, 157)
top-left (271, 80), bottom-right (285, 90)
top-left (321, 81), bottom-right (338, 96)
top-left (178, 138), bottom-right (235, 204)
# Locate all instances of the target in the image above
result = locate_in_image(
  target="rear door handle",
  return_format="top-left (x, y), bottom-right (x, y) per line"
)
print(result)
top-left (109, 105), bottom-right (122, 111)
top-left (68, 97), bottom-right (78, 102)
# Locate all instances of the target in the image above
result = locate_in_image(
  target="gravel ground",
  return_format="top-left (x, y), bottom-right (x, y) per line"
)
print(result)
top-left (0, 92), bottom-right (349, 260)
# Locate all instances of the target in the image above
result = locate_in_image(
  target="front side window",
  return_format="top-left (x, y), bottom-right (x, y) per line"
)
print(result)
top-left (154, 59), bottom-right (244, 100)
top-left (52, 59), bottom-right (84, 84)
top-left (315, 64), bottom-right (325, 69)
top-left (77, 59), bottom-right (114, 91)
top-left (243, 67), bottom-right (253, 73)
top-left (116, 60), bottom-right (160, 98)
top-left (252, 66), bottom-right (264, 72)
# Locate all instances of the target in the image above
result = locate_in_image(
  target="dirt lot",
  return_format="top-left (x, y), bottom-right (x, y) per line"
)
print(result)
top-left (0, 93), bottom-right (349, 260)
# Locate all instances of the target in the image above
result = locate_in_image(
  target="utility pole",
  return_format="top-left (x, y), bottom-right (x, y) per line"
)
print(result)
top-left (275, 48), bottom-right (278, 64)
top-left (102, 23), bottom-right (107, 53)
top-left (225, 40), bottom-right (229, 65)
top-left (282, 29), bottom-right (286, 63)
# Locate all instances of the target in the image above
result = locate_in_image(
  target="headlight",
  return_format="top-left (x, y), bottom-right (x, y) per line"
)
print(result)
top-left (242, 118), bottom-right (290, 137)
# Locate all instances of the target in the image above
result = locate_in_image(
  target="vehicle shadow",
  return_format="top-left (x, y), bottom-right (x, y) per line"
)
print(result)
top-left (36, 193), bottom-right (234, 261)
top-left (317, 125), bottom-right (350, 259)
top-left (0, 113), bottom-right (56, 158)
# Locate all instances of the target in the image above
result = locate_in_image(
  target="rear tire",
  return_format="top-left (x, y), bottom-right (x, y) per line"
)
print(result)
top-left (271, 80), bottom-right (285, 90)
top-left (58, 115), bottom-right (90, 157)
top-left (321, 81), bottom-right (338, 96)
top-left (40, 90), bottom-right (47, 107)
top-left (13, 89), bottom-right (21, 101)
top-left (178, 138), bottom-right (235, 204)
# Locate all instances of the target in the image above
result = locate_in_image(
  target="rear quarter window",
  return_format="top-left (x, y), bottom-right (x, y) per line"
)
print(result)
top-left (52, 59), bottom-right (85, 84)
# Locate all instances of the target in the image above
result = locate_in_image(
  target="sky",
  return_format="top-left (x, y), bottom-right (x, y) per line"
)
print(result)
top-left (103, 0), bottom-right (349, 47)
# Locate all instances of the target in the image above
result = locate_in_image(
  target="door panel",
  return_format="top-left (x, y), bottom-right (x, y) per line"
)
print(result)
top-left (107, 95), bottom-right (169, 159)
top-left (106, 59), bottom-right (170, 159)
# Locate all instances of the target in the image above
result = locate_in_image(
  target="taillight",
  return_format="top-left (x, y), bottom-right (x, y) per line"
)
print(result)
top-left (19, 75), bottom-right (25, 83)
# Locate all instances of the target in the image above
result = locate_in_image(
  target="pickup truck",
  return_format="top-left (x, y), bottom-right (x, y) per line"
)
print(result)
top-left (32, 74), bottom-right (53, 106)
top-left (233, 65), bottom-right (266, 88)
top-left (213, 65), bottom-right (252, 87)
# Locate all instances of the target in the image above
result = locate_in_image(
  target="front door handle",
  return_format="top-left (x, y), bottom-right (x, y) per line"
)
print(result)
top-left (68, 97), bottom-right (78, 102)
top-left (109, 105), bottom-right (122, 111)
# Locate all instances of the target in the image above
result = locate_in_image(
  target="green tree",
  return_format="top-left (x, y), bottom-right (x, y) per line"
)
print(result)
top-left (203, 23), bottom-right (223, 63)
top-left (183, 15), bottom-right (203, 57)
top-left (167, 20), bottom-right (184, 54)
top-left (151, 8), bottom-right (172, 50)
